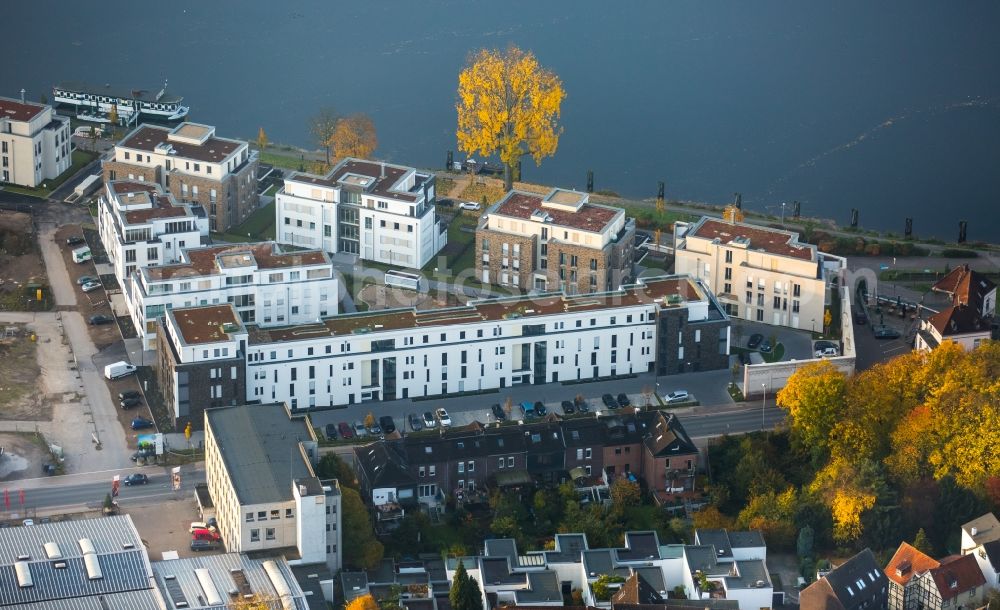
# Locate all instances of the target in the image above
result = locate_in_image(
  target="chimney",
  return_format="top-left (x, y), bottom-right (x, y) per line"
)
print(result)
top-left (20, 88), bottom-right (26, 104)
top-left (971, 526), bottom-right (978, 537)
top-left (380, 163), bottom-right (385, 179)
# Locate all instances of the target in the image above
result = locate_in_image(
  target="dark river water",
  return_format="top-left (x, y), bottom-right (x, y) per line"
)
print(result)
top-left (4, 1), bottom-right (1000, 241)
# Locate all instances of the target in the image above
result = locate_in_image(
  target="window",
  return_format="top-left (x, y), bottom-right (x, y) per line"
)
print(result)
top-left (419, 466), bottom-right (425, 477)
top-left (250, 529), bottom-right (260, 542)
top-left (246, 512), bottom-right (254, 522)
top-left (499, 457), bottom-right (505, 468)
top-left (507, 457), bottom-right (514, 467)
top-left (725, 250), bottom-right (733, 263)
top-left (429, 465), bottom-right (436, 476)
top-left (458, 462), bottom-right (464, 473)
top-left (258, 511), bottom-right (267, 520)
top-left (266, 528), bottom-right (275, 540)
top-left (468, 461), bottom-right (474, 472)
top-left (270, 509), bottom-right (279, 519)
top-left (285, 508), bottom-right (293, 518)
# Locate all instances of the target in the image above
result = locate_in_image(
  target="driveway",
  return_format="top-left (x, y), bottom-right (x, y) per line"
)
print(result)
top-left (38, 225), bottom-right (77, 307)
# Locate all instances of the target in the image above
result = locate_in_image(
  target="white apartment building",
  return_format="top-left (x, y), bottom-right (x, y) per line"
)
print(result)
top-left (275, 158), bottom-right (447, 268)
top-left (127, 241), bottom-right (337, 350)
top-left (674, 216), bottom-right (846, 332)
top-left (98, 179), bottom-right (209, 287)
top-left (204, 402), bottom-right (342, 572)
top-left (103, 122), bottom-right (258, 231)
top-left (228, 275), bottom-right (729, 409)
top-left (0, 95), bottom-right (71, 187)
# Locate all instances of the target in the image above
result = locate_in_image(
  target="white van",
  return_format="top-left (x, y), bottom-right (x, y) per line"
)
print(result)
top-left (72, 246), bottom-right (92, 263)
top-left (104, 361), bottom-right (137, 380)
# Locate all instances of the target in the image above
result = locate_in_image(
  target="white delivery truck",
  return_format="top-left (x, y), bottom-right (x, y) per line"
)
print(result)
top-left (72, 246), bottom-right (92, 263)
top-left (104, 361), bottom-right (137, 380)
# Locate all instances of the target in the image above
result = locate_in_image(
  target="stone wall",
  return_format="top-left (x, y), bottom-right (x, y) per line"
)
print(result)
top-left (656, 307), bottom-right (730, 375)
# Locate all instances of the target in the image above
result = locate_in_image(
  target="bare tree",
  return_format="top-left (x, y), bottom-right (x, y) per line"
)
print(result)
top-left (309, 107), bottom-right (340, 166)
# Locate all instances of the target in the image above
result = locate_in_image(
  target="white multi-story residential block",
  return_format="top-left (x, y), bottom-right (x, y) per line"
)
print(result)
top-left (275, 158), bottom-right (447, 268)
top-left (674, 216), bottom-right (846, 332)
top-left (157, 275), bottom-right (729, 411)
top-left (205, 402), bottom-right (342, 572)
top-left (0, 95), bottom-right (71, 187)
top-left (98, 179), bottom-right (209, 287)
top-left (127, 241), bottom-right (337, 350)
top-left (102, 122), bottom-right (258, 232)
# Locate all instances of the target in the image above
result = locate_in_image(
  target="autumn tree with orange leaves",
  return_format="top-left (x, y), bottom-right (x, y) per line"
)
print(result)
top-left (456, 45), bottom-right (565, 191)
top-left (331, 114), bottom-right (378, 161)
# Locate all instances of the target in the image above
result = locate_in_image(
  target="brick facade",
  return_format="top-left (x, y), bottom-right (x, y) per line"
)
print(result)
top-left (655, 307), bottom-right (730, 375)
top-left (155, 324), bottom-right (246, 430)
top-left (475, 229), bottom-right (536, 289)
top-left (104, 158), bottom-right (258, 232)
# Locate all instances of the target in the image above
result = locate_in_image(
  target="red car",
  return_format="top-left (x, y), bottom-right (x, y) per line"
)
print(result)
top-left (338, 421), bottom-right (354, 439)
top-left (191, 529), bottom-right (220, 541)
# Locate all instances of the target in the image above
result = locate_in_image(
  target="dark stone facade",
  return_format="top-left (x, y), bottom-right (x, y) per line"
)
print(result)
top-left (155, 324), bottom-right (247, 430)
top-left (655, 305), bottom-right (730, 376)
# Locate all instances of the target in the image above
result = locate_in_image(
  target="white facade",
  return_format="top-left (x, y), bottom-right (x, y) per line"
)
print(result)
top-left (675, 216), bottom-right (845, 332)
top-left (236, 276), bottom-right (721, 410)
top-left (204, 403), bottom-right (342, 572)
top-left (110, 123), bottom-right (250, 187)
top-left (0, 96), bottom-right (72, 187)
top-left (275, 158), bottom-right (447, 268)
top-left (98, 180), bottom-right (209, 288)
top-left (128, 241), bottom-right (338, 350)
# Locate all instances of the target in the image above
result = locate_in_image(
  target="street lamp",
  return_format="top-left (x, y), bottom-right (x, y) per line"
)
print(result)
top-left (761, 383), bottom-right (766, 431)
top-left (811, 318), bottom-right (815, 334)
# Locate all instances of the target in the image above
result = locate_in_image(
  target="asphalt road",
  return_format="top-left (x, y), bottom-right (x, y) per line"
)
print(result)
top-left (4, 464), bottom-right (205, 515)
top-left (678, 402), bottom-right (786, 438)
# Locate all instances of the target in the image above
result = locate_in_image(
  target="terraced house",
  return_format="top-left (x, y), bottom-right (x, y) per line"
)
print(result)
top-left (103, 122), bottom-right (258, 231)
top-left (476, 188), bottom-right (636, 293)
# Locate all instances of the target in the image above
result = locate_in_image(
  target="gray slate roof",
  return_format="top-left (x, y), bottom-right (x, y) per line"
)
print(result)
top-left (206, 403), bottom-right (316, 505)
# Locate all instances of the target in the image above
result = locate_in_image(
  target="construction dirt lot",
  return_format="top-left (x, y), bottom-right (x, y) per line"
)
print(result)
top-left (53, 223), bottom-right (120, 350)
top-left (0, 432), bottom-right (54, 482)
top-left (0, 328), bottom-right (49, 421)
top-left (0, 211), bottom-right (48, 311)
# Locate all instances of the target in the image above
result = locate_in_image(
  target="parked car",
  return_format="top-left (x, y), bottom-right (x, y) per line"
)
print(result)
top-left (81, 280), bottom-right (102, 292)
top-left (379, 415), bottom-right (396, 435)
top-left (89, 314), bottom-right (114, 325)
top-left (665, 390), bottom-right (690, 404)
top-left (324, 423), bottom-right (337, 440)
top-left (561, 400), bottom-right (576, 414)
top-left (191, 529), bottom-right (221, 541)
top-left (747, 333), bottom-right (764, 349)
top-left (423, 411), bottom-right (437, 428)
top-left (574, 396), bottom-right (590, 412)
top-left (119, 390), bottom-right (141, 401)
top-left (66, 236), bottom-right (85, 246)
top-left (352, 421), bottom-right (367, 437)
top-left (76, 275), bottom-right (97, 285)
top-left (458, 201), bottom-right (481, 211)
top-left (602, 393), bottom-right (619, 409)
top-left (435, 408), bottom-right (452, 427)
top-left (436, 197), bottom-right (455, 208)
top-left (338, 422), bottom-right (354, 439)
top-left (130, 417), bottom-right (154, 430)
top-left (491, 403), bottom-right (507, 421)
top-left (533, 401), bottom-right (547, 416)
top-left (854, 309), bottom-right (868, 325)
top-left (120, 397), bottom-right (141, 409)
top-left (759, 340), bottom-right (773, 354)
top-left (190, 539), bottom-right (220, 552)
top-left (123, 473), bottom-right (148, 486)
top-left (105, 361), bottom-right (137, 380)
top-left (814, 347), bottom-right (839, 358)
top-left (408, 413), bottom-right (424, 431)
top-left (874, 326), bottom-right (901, 339)
top-left (617, 393), bottom-right (631, 408)
top-left (367, 422), bottom-right (382, 436)
top-left (189, 521), bottom-right (212, 533)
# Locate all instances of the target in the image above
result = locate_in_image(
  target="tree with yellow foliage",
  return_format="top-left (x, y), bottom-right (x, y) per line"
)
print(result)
top-left (456, 45), bottom-right (565, 191)
top-left (776, 360), bottom-right (847, 455)
top-left (231, 594), bottom-right (280, 609)
top-left (346, 594), bottom-right (379, 610)
top-left (257, 127), bottom-right (268, 151)
top-left (722, 205), bottom-right (744, 223)
top-left (330, 114), bottom-right (378, 161)
top-left (809, 457), bottom-right (878, 543)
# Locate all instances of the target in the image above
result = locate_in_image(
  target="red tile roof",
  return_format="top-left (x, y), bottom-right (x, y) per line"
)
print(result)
top-left (926, 304), bottom-right (990, 336)
top-left (145, 242), bottom-right (328, 281)
top-left (932, 264), bottom-right (996, 310)
top-left (494, 192), bottom-right (620, 233)
top-left (689, 218), bottom-right (814, 261)
top-left (884, 542), bottom-right (940, 586)
top-left (930, 554), bottom-right (985, 600)
top-left (120, 125), bottom-right (241, 163)
top-left (0, 97), bottom-right (46, 122)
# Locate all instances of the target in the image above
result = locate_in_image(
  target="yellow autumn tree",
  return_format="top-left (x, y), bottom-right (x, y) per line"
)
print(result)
top-left (456, 45), bottom-right (565, 191)
top-left (775, 360), bottom-right (847, 454)
top-left (256, 127), bottom-right (268, 151)
top-left (809, 457), bottom-right (877, 543)
top-left (231, 594), bottom-right (280, 609)
top-left (330, 114), bottom-right (377, 161)
top-left (346, 594), bottom-right (379, 610)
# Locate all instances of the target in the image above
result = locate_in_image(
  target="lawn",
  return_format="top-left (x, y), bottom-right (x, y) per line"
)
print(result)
top-left (215, 202), bottom-right (275, 242)
top-left (762, 343), bottom-right (786, 363)
top-left (459, 179), bottom-right (506, 206)
top-left (1, 149), bottom-right (97, 198)
top-left (257, 149), bottom-right (314, 172)
top-left (622, 204), bottom-right (697, 231)
top-left (425, 213), bottom-right (479, 275)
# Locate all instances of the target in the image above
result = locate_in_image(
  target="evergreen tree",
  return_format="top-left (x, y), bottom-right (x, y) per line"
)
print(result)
top-left (449, 560), bottom-right (482, 610)
top-left (912, 528), bottom-right (933, 555)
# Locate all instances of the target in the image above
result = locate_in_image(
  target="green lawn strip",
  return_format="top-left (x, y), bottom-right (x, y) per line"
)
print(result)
top-left (762, 343), bottom-right (785, 363)
top-left (257, 149), bottom-right (311, 171)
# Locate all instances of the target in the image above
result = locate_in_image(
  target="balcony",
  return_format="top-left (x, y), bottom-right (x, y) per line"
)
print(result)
top-left (375, 502), bottom-right (405, 522)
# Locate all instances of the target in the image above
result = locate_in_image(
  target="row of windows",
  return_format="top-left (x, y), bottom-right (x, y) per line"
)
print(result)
top-left (246, 508), bottom-right (292, 521)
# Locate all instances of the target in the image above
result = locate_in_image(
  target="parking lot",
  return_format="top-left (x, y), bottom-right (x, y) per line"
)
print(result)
top-left (731, 319), bottom-right (816, 360)
top-left (307, 368), bottom-right (736, 441)
top-left (126, 497), bottom-right (222, 560)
